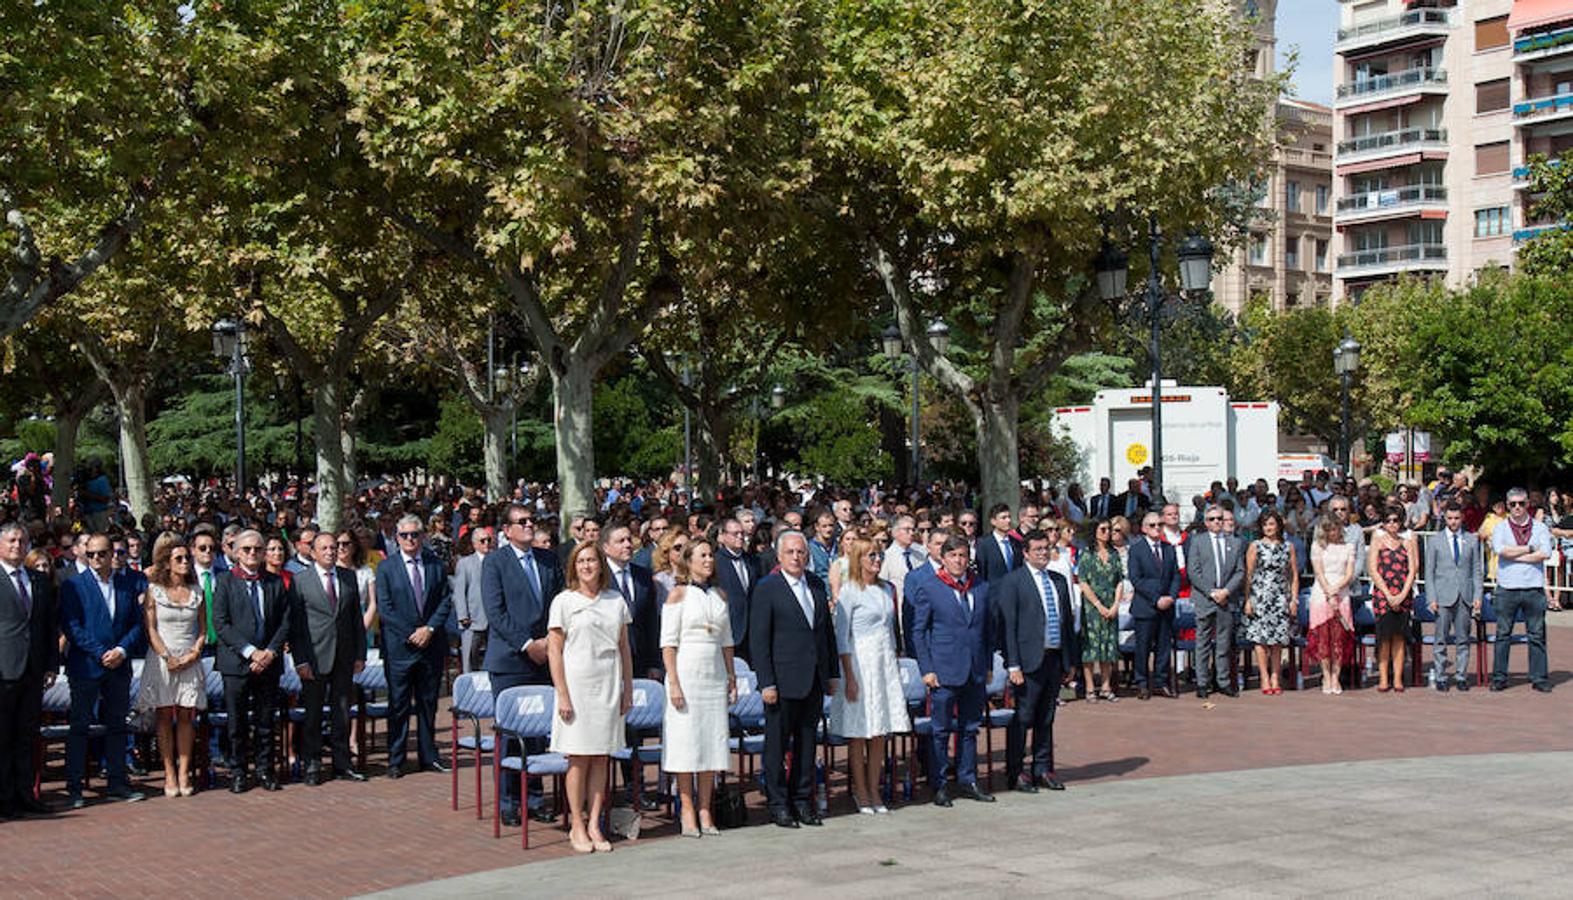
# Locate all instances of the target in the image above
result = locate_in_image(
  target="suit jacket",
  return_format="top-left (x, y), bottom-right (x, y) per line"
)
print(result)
top-left (911, 572), bottom-right (992, 687)
top-left (375, 549), bottom-right (454, 666)
top-left (974, 532), bottom-right (1023, 584)
top-left (1113, 491), bottom-right (1150, 520)
top-left (480, 542), bottom-right (563, 680)
top-left (1424, 527), bottom-right (1484, 607)
top-left (608, 561), bottom-right (659, 676)
top-left (1127, 538), bottom-right (1181, 620)
top-left (749, 571), bottom-right (839, 701)
top-left (0, 566), bottom-right (58, 682)
top-left (452, 552), bottom-right (489, 631)
top-left (289, 565), bottom-right (366, 677)
top-left (1088, 492), bottom-right (1115, 521)
top-left (713, 549), bottom-right (757, 651)
top-left (59, 570), bottom-right (147, 679)
top-left (1186, 531), bottom-right (1244, 612)
top-left (211, 569), bottom-right (293, 678)
top-left (996, 565), bottom-right (1076, 676)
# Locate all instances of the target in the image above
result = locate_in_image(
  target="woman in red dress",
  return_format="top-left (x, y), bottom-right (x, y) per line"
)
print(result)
top-left (1367, 505), bottom-right (1419, 693)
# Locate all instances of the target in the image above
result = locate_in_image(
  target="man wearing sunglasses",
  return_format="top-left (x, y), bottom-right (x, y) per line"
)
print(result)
top-left (59, 534), bottom-right (148, 807)
top-left (212, 529), bottom-right (294, 792)
top-left (1187, 505), bottom-right (1244, 699)
top-left (1127, 514), bottom-right (1181, 700)
top-left (0, 522), bottom-right (59, 818)
top-left (452, 526), bottom-right (495, 674)
top-left (1490, 488), bottom-right (1553, 693)
top-left (376, 514), bottom-right (454, 778)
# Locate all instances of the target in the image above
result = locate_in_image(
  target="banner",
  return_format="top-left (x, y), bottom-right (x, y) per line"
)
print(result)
top-left (1385, 432), bottom-right (1406, 464)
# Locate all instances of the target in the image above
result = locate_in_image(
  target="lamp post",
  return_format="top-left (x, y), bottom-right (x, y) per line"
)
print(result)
top-left (210, 318), bottom-right (251, 492)
top-left (882, 319), bottom-right (949, 487)
top-left (1333, 333), bottom-right (1361, 474)
top-left (1095, 215), bottom-right (1214, 505)
top-left (494, 356), bottom-right (533, 482)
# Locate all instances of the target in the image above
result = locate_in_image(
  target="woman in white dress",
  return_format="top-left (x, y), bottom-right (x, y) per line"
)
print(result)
top-left (830, 537), bottom-right (909, 815)
top-left (548, 541), bottom-right (633, 854)
top-left (660, 539), bottom-right (736, 837)
top-left (134, 534), bottom-right (206, 797)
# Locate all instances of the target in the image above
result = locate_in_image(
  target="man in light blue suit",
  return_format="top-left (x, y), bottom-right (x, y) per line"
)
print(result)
top-left (910, 535), bottom-right (995, 807)
top-left (59, 534), bottom-right (147, 808)
top-left (375, 514), bottom-right (453, 777)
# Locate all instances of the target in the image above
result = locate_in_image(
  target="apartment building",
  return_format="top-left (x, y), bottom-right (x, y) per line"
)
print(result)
top-left (1332, 0), bottom-right (1573, 301)
top-left (1214, 0), bottom-right (1337, 314)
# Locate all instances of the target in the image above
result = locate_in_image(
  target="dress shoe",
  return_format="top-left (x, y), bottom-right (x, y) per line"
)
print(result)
top-left (259, 776), bottom-right (282, 792)
top-left (67, 792), bottom-right (87, 810)
top-left (500, 808), bottom-right (522, 828)
top-left (1532, 683), bottom-right (1553, 693)
top-left (795, 808), bottom-right (823, 826)
top-left (528, 805), bottom-right (558, 824)
top-left (230, 775), bottom-right (249, 794)
top-left (1195, 687), bottom-right (1209, 699)
top-left (932, 787), bottom-right (953, 807)
top-left (771, 811), bottom-right (800, 828)
top-left (956, 782), bottom-right (995, 803)
top-left (1435, 680), bottom-right (1449, 693)
top-left (0, 803), bottom-right (15, 819)
top-left (334, 768), bottom-right (368, 782)
top-left (1012, 776), bottom-right (1039, 793)
top-left (17, 797), bottom-right (53, 817)
top-left (1137, 687), bottom-right (1152, 701)
top-left (1035, 775), bottom-right (1066, 792)
top-left (304, 770), bottom-right (321, 787)
top-left (105, 787), bottom-right (146, 803)
top-left (385, 766), bottom-right (405, 780)
top-left (1157, 686), bottom-right (1176, 699)
top-left (1220, 686), bottom-right (1239, 698)
top-left (1455, 680), bottom-right (1470, 692)
top-left (424, 760), bottom-right (452, 774)
top-left (638, 794), bottom-right (661, 811)
top-left (1489, 681), bottom-right (1507, 692)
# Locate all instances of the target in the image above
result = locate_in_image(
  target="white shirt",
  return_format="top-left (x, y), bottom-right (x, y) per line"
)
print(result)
top-left (784, 573), bottom-right (815, 624)
top-left (95, 573), bottom-right (115, 620)
top-left (316, 566), bottom-right (336, 595)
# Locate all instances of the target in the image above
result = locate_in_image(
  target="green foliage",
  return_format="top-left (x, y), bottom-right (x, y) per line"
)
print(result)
top-left (593, 376), bottom-right (680, 481)
top-left (1228, 297), bottom-right (1350, 448)
top-left (1517, 153), bottom-right (1573, 278)
top-left (426, 395), bottom-right (485, 485)
top-left (144, 376), bottom-right (303, 476)
top-left (784, 390), bottom-right (893, 485)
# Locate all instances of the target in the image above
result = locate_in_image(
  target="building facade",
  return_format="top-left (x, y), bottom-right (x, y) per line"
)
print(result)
top-left (1332, 0), bottom-right (1573, 302)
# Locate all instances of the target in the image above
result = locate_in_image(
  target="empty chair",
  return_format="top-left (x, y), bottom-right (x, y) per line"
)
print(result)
top-left (609, 678), bottom-right (665, 809)
top-left (449, 671), bottom-right (496, 817)
top-left (492, 685), bottom-right (569, 850)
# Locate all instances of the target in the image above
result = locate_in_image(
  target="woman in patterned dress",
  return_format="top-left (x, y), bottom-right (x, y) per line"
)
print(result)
top-left (1244, 510), bottom-right (1298, 695)
top-left (1308, 516), bottom-right (1356, 694)
top-left (1367, 504), bottom-right (1419, 693)
top-left (1077, 521), bottom-right (1124, 701)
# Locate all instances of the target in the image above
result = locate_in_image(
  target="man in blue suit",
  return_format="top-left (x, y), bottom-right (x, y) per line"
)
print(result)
top-left (482, 504), bottom-right (564, 826)
top-left (900, 527), bottom-right (948, 657)
top-left (1128, 512), bottom-right (1182, 699)
top-left (910, 535), bottom-right (995, 806)
top-left (375, 514), bottom-right (454, 778)
top-left (58, 533), bottom-right (147, 807)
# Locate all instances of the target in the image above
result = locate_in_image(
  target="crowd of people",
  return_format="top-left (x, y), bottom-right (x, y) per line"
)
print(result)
top-left (0, 460), bottom-right (1561, 841)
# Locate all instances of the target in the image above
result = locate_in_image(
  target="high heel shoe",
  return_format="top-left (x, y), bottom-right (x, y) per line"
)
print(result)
top-left (590, 836), bottom-right (613, 853)
top-left (700, 825), bottom-right (721, 836)
top-left (569, 835), bottom-right (595, 854)
top-left (179, 784), bottom-right (194, 797)
top-left (164, 784), bottom-right (179, 798)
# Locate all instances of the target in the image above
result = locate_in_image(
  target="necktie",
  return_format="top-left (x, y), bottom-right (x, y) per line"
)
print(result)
top-left (324, 569), bottom-right (338, 613)
top-left (617, 569), bottom-right (633, 612)
top-left (250, 580), bottom-right (265, 645)
top-left (904, 548), bottom-right (916, 572)
top-left (408, 557), bottom-right (425, 607)
top-left (202, 571), bottom-right (216, 642)
top-left (1452, 532), bottom-right (1460, 565)
top-left (795, 579), bottom-right (814, 624)
top-left (735, 557), bottom-right (749, 590)
top-left (1214, 536), bottom-right (1225, 584)
top-left (1152, 541), bottom-right (1161, 565)
top-left (100, 580), bottom-right (114, 620)
top-left (13, 569), bottom-right (30, 617)
top-left (1001, 539), bottom-right (1013, 570)
top-left (955, 588), bottom-right (971, 619)
top-left (1040, 569), bottom-right (1060, 649)
top-left (520, 551), bottom-right (540, 600)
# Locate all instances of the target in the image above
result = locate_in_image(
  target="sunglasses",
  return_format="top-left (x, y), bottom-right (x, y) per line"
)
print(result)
top-left (1384, 517), bottom-right (1402, 524)
top-left (868, 551), bottom-right (885, 559)
top-left (336, 539), bottom-right (354, 546)
top-left (83, 549), bottom-right (110, 559)
top-left (1205, 516), bottom-right (1222, 522)
top-left (193, 543), bottom-right (214, 552)
top-left (475, 536), bottom-right (495, 543)
top-left (1508, 500), bottom-right (1527, 508)
top-left (508, 519), bottom-right (534, 527)
top-left (397, 531), bottom-right (423, 539)
top-left (236, 545), bottom-right (263, 554)
top-left (170, 553), bottom-right (190, 562)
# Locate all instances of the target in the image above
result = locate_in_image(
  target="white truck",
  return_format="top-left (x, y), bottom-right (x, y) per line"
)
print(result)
top-left (1051, 382), bottom-right (1278, 518)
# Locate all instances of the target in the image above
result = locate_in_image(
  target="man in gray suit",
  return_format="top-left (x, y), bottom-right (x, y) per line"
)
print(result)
top-left (290, 532), bottom-right (367, 784)
top-left (1187, 505), bottom-right (1243, 698)
top-left (452, 526), bottom-right (493, 673)
top-left (1425, 503), bottom-right (1483, 691)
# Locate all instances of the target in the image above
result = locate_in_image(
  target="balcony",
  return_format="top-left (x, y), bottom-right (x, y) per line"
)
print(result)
top-left (1336, 243), bottom-right (1447, 277)
top-left (1514, 91), bottom-right (1573, 126)
top-left (1515, 25), bottom-right (1573, 63)
top-left (1335, 127), bottom-right (1447, 164)
top-left (1513, 223), bottom-right (1571, 243)
top-left (1334, 185), bottom-right (1448, 223)
top-left (1335, 68), bottom-right (1448, 109)
top-left (1513, 157), bottom-right (1565, 190)
top-left (1336, 8), bottom-right (1451, 55)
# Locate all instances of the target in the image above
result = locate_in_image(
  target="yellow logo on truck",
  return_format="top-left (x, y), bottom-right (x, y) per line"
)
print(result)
top-left (1126, 443), bottom-right (1148, 466)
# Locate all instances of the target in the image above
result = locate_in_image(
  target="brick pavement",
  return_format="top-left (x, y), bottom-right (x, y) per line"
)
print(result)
top-left (7, 625), bottom-right (1573, 899)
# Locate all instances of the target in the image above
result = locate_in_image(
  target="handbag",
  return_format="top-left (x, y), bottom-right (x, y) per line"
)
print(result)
top-left (711, 774), bottom-right (748, 829)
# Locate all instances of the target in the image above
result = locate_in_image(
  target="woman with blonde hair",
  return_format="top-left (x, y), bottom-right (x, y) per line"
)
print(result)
top-left (660, 538), bottom-right (736, 836)
top-left (133, 533), bottom-right (207, 796)
top-left (829, 537), bottom-right (909, 814)
top-left (1307, 515), bottom-right (1355, 694)
top-left (650, 528), bottom-right (690, 606)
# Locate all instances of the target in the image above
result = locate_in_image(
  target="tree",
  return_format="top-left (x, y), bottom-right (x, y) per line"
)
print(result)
top-left (815, 0), bottom-right (1282, 512)
top-left (1517, 153), bottom-right (1573, 278)
top-left (1228, 297), bottom-right (1349, 452)
top-left (8, 316), bottom-right (109, 510)
top-left (349, 0), bottom-right (826, 534)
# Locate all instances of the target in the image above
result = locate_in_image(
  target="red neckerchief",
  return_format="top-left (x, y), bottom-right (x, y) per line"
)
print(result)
top-left (232, 567), bottom-right (261, 582)
top-left (1508, 515), bottom-right (1534, 545)
top-left (934, 568), bottom-right (974, 594)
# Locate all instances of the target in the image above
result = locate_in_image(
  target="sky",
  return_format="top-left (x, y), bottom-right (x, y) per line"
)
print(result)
top-left (1275, 1), bottom-right (1339, 106)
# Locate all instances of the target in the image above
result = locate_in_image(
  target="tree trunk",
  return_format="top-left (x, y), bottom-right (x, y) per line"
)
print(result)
top-left (552, 361), bottom-right (597, 541)
top-left (111, 381), bottom-right (153, 524)
top-left (50, 405), bottom-right (89, 513)
top-left (695, 402), bottom-right (730, 503)
top-left (878, 406), bottom-right (909, 485)
top-left (312, 380), bottom-right (347, 533)
top-left (973, 392), bottom-right (1022, 517)
top-left (482, 403), bottom-right (511, 502)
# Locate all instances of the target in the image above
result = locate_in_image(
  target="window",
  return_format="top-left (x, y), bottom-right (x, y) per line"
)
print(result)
top-left (1475, 207), bottom-right (1509, 237)
top-left (1474, 15), bottom-right (1509, 51)
top-left (1476, 141), bottom-right (1510, 175)
top-left (1315, 185), bottom-right (1330, 214)
top-left (1249, 233), bottom-right (1268, 265)
top-left (1285, 180), bottom-right (1301, 213)
top-left (1315, 239), bottom-right (1330, 272)
top-left (1285, 236), bottom-right (1300, 270)
top-left (1476, 79), bottom-right (1510, 114)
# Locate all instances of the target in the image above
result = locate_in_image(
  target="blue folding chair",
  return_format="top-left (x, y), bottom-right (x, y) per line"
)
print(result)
top-left (492, 685), bottom-right (569, 849)
top-left (1291, 589), bottom-right (1312, 690)
top-left (354, 661), bottom-right (389, 771)
top-left (982, 653), bottom-right (1014, 789)
top-left (1478, 591), bottom-right (1530, 687)
top-left (1353, 602), bottom-right (1377, 687)
top-left (1410, 592), bottom-right (1435, 685)
top-left (727, 672), bottom-right (765, 788)
top-left (1171, 604), bottom-right (1197, 694)
top-left (450, 672), bottom-right (496, 817)
top-left (34, 676), bottom-right (73, 798)
top-left (611, 678), bottom-right (664, 812)
top-left (896, 658), bottom-right (930, 800)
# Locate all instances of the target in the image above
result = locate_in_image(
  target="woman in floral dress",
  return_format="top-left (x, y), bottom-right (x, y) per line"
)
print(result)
top-left (1244, 510), bottom-right (1298, 695)
top-left (1077, 521), bottom-right (1123, 701)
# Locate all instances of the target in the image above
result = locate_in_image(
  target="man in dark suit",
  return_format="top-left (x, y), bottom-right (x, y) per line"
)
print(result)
top-left (713, 517), bottom-right (757, 661)
top-left (602, 523), bottom-right (659, 808)
top-left (997, 529), bottom-right (1075, 793)
top-left (58, 533), bottom-right (146, 807)
top-left (0, 523), bottom-right (57, 817)
top-left (376, 514), bottom-right (454, 778)
top-left (289, 532), bottom-right (367, 785)
top-left (482, 504), bottom-right (564, 826)
top-left (1114, 479), bottom-right (1151, 521)
top-left (1088, 478), bottom-right (1115, 521)
top-left (1186, 505), bottom-right (1244, 698)
top-left (973, 503), bottom-right (1021, 583)
top-left (911, 535), bottom-right (995, 807)
top-left (212, 529), bottom-right (292, 792)
top-left (1128, 512), bottom-right (1181, 699)
top-left (750, 530), bottom-right (839, 829)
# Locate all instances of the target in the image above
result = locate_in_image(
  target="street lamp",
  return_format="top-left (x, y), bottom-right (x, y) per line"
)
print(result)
top-left (770, 384), bottom-right (786, 410)
top-left (210, 318), bottom-right (251, 492)
top-left (882, 319), bottom-right (949, 486)
top-left (1095, 216), bottom-right (1214, 505)
top-left (1333, 333), bottom-right (1361, 473)
top-left (494, 356), bottom-right (533, 482)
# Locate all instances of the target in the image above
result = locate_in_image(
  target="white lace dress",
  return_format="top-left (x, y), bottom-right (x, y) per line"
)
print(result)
top-left (135, 584), bottom-right (207, 711)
